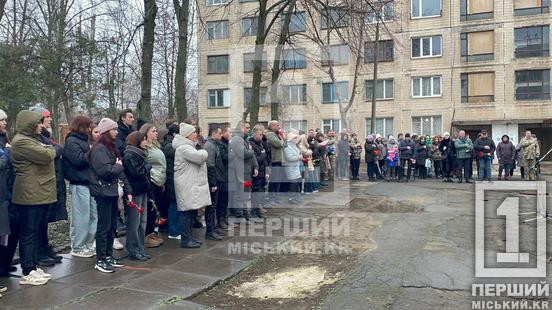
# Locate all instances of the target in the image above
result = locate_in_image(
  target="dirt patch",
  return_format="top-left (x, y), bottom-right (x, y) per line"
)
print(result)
top-left (348, 197), bottom-right (424, 213)
top-left (190, 254), bottom-right (357, 309)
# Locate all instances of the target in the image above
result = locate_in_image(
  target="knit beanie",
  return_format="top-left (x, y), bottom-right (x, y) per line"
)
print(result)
top-left (180, 122), bottom-right (196, 138)
top-left (0, 109), bottom-right (7, 120)
top-left (30, 106), bottom-right (51, 118)
top-left (97, 118), bottom-right (118, 134)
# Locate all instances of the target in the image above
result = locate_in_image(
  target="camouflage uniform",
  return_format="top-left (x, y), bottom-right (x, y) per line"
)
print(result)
top-left (520, 137), bottom-right (539, 180)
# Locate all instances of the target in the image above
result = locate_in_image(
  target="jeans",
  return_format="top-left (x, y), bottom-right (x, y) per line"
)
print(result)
top-left (168, 200), bottom-right (180, 236)
top-left (37, 204), bottom-right (52, 259)
top-left (179, 210), bottom-right (195, 244)
top-left (70, 185), bottom-right (98, 252)
top-left (17, 204), bottom-right (48, 275)
top-left (457, 158), bottom-right (471, 181)
top-left (268, 163), bottom-right (286, 200)
top-left (94, 196), bottom-right (119, 261)
top-left (400, 159), bottom-right (413, 180)
top-left (367, 162), bottom-right (377, 179)
top-left (350, 158), bottom-right (360, 179)
top-left (478, 158), bottom-right (492, 181)
top-left (205, 189), bottom-right (218, 234)
top-left (498, 163), bottom-right (511, 178)
top-left (125, 194), bottom-right (147, 256)
top-left (337, 158), bottom-right (349, 178)
top-left (416, 165), bottom-right (426, 179)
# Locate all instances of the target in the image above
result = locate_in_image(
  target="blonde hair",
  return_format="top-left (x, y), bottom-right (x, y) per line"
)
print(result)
top-left (139, 123), bottom-right (160, 148)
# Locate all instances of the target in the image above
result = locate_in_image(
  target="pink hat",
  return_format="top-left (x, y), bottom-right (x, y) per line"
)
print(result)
top-left (97, 118), bottom-right (118, 134)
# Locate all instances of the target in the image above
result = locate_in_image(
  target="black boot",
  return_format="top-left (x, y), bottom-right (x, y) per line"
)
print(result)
top-left (205, 232), bottom-right (224, 241)
top-left (180, 240), bottom-right (201, 248)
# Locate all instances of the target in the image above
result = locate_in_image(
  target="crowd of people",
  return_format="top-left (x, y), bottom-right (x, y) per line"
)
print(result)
top-left (0, 107), bottom-right (547, 293)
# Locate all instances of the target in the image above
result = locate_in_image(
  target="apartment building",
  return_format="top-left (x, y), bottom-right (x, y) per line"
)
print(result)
top-left (197, 0), bottom-right (551, 156)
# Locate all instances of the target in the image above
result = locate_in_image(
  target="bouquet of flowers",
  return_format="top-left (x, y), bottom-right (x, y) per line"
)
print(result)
top-left (149, 199), bottom-right (167, 226)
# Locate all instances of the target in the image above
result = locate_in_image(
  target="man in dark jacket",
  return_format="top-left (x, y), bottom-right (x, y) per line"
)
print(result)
top-left (439, 132), bottom-right (455, 183)
top-left (249, 124), bottom-right (269, 219)
top-left (398, 133), bottom-right (416, 182)
top-left (30, 106), bottom-right (65, 266)
top-left (215, 126), bottom-right (231, 229)
top-left (115, 109), bottom-right (135, 156)
top-left (203, 127), bottom-right (225, 240)
top-left (265, 120), bottom-right (287, 203)
top-left (161, 124), bottom-right (180, 239)
top-left (496, 134), bottom-right (515, 180)
top-left (474, 129), bottom-right (496, 181)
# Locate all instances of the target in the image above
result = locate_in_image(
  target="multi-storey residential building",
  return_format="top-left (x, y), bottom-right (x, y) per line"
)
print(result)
top-left (197, 0), bottom-right (551, 156)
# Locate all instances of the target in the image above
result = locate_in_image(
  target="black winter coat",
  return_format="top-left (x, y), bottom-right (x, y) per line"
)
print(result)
top-left (204, 139), bottom-right (225, 188)
top-left (0, 148), bottom-right (10, 236)
top-left (415, 143), bottom-right (429, 164)
top-left (63, 132), bottom-right (92, 185)
top-left (161, 134), bottom-right (176, 200)
top-left (216, 138), bottom-right (230, 192)
top-left (39, 128), bottom-right (67, 223)
top-left (115, 121), bottom-right (135, 156)
top-left (439, 138), bottom-right (455, 172)
top-left (250, 137), bottom-right (269, 179)
top-left (123, 145), bottom-right (151, 195)
top-left (399, 139), bottom-right (417, 160)
top-left (364, 142), bottom-right (378, 163)
top-left (474, 137), bottom-right (496, 159)
top-left (89, 143), bottom-right (131, 198)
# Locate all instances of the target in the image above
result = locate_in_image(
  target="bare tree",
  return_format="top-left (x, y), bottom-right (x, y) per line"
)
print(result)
top-left (173, 0), bottom-right (190, 122)
top-left (137, 0), bottom-right (157, 120)
top-left (0, 0), bottom-right (7, 22)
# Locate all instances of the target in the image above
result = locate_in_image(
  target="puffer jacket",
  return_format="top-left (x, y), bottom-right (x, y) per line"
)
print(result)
top-left (496, 137), bottom-right (516, 165)
top-left (415, 142), bottom-right (429, 164)
top-left (161, 134), bottom-right (176, 200)
top-left (11, 111), bottom-right (57, 206)
top-left (172, 135), bottom-right (211, 211)
top-left (123, 145), bottom-right (151, 195)
top-left (63, 132), bottom-right (92, 185)
top-left (474, 137), bottom-right (496, 159)
top-left (284, 143), bottom-right (302, 180)
top-left (39, 128), bottom-right (67, 222)
top-left (399, 139), bottom-right (416, 160)
top-left (89, 143), bottom-right (131, 198)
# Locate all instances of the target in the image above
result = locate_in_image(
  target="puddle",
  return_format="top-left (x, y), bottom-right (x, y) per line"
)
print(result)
top-left (349, 197), bottom-right (424, 213)
top-left (228, 266), bottom-right (341, 299)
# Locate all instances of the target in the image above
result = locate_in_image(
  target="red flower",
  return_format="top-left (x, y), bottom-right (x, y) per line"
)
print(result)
top-left (155, 218), bottom-right (167, 226)
top-left (243, 180), bottom-right (252, 189)
top-left (128, 201), bottom-right (137, 208)
top-left (137, 206), bottom-right (144, 214)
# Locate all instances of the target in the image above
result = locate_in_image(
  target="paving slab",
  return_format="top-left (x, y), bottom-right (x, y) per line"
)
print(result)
top-left (58, 287), bottom-right (170, 310)
top-left (170, 254), bottom-right (251, 279)
top-left (0, 282), bottom-right (98, 309)
top-left (122, 268), bottom-right (217, 297)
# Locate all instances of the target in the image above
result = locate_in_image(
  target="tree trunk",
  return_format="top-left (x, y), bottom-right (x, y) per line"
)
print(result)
top-left (245, 0), bottom-right (268, 126)
top-left (370, 21), bottom-right (380, 134)
top-left (138, 0), bottom-right (157, 120)
top-left (0, 0), bottom-right (6, 23)
top-left (270, 0), bottom-right (296, 121)
top-left (173, 0), bottom-right (189, 122)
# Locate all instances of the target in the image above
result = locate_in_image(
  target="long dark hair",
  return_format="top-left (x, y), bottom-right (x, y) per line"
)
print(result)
top-left (88, 131), bottom-right (120, 161)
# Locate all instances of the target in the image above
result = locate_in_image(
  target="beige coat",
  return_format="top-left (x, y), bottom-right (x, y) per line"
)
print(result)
top-left (172, 135), bottom-right (211, 211)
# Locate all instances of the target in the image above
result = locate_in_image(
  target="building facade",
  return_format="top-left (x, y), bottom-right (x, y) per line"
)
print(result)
top-left (197, 0), bottom-right (551, 154)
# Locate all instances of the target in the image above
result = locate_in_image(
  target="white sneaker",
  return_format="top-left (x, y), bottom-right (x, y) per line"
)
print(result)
top-left (71, 250), bottom-right (94, 258)
top-left (113, 238), bottom-right (124, 250)
top-left (168, 235), bottom-right (181, 240)
top-left (19, 270), bottom-right (49, 286)
top-left (35, 268), bottom-right (52, 279)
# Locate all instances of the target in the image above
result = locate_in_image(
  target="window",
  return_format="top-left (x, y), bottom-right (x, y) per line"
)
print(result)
top-left (515, 69), bottom-right (551, 100)
top-left (412, 35), bottom-right (442, 58)
top-left (321, 8), bottom-right (349, 29)
top-left (322, 119), bottom-right (341, 134)
top-left (366, 79), bottom-right (394, 100)
top-left (205, 21), bottom-right (229, 40)
top-left (242, 17), bottom-right (258, 36)
top-left (208, 89), bottom-right (230, 108)
top-left (460, 31), bottom-right (494, 61)
top-left (461, 72), bottom-right (495, 103)
top-left (244, 87), bottom-right (268, 108)
top-left (283, 120), bottom-right (308, 132)
top-left (412, 76), bottom-right (442, 97)
top-left (412, 116), bottom-right (442, 136)
top-left (282, 48), bottom-right (307, 69)
top-left (243, 52), bottom-right (267, 72)
top-left (460, 0), bottom-right (494, 20)
top-left (322, 45), bottom-right (349, 66)
top-left (207, 55), bottom-right (229, 74)
top-left (283, 12), bottom-right (307, 32)
top-left (365, 40), bottom-right (394, 62)
top-left (514, 26), bottom-right (550, 58)
top-left (207, 0), bottom-right (228, 5)
top-left (411, 0), bottom-right (441, 18)
top-left (322, 82), bottom-right (349, 103)
top-left (283, 84), bottom-right (307, 104)
top-left (514, 0), bottom-right (550, 16)
top-left (366, 1), bottom-right (394, 23)
top-left (366, 118), bottom-right (394, 137)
